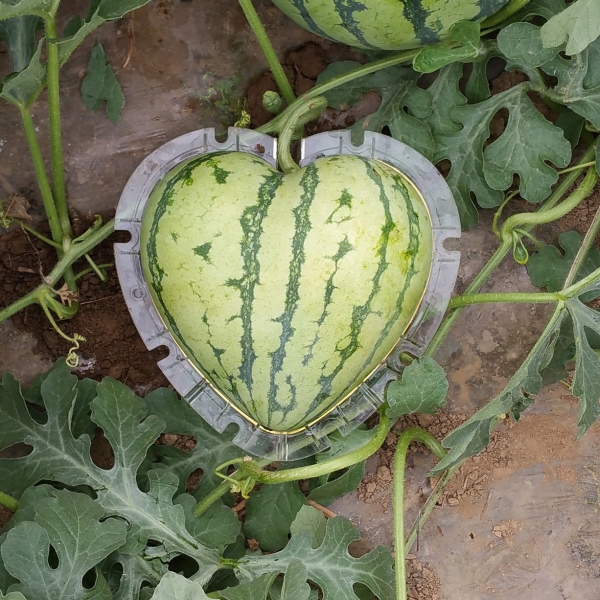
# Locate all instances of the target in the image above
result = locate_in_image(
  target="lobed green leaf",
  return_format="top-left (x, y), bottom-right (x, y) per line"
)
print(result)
top-left (317, 61), bottom-right (434, 159)
top-left (565, 299), bottom-right (600, 437)
top-left (527, 231), bottom-right (600, 302)
top-left (0, 0), bottom-right (51, 21)
top-left (386, 357), bottom-right (448, 420)
top-left (81, 42), bottom-right (124, 124)
top-left (413, 20), bottom-right (482, 74)
top-left (540, 0), bottom-right (600, 56)
top-left (1, 490), bottom-right (127, 599)
top-left (245, 482), bottom-right (306, 552)
top-left (498, 22), bottom-right (559, 68)
top-left (151, 572), bottom-right (211, 600)
top-left (0, 365), bottom-right (225, 583)
top-left (238, 515), bottom-right (395, 600)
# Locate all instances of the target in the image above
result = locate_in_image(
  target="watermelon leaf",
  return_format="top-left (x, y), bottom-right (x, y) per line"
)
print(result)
top-left (498, 22), bottom-right (560, 68)
top-left (386, 357), bottom-right (448, 419)
top-left (175, 493), bottom-right (240, 552)
top-left (275, 559), bottom-right (312, 600)
top-left (430, 308), bottom-right (568, 475)
top-left (244, 482), bottom-right (307, 552)
top-left (0, 593), bottom-right (25, 600)
top-left (413, 20), bottom-right (482, 74)
top-left (81, 41), bottom-right (124, 124)
top-left (151, 572), bottom-right (212, 600)
top-left (0, 36), bottom-right (44, 108)
top-left (220, 573), bottom-right (280, 600)
top-left (526, 231), bottom-right (600, 302)
top-left (102, 553), bottom-right (166, 600)
top-left (433, 67), bottom-right (570, 227)
top-left (0, 15), bottom-right (40, 73)
top-left (565, 299), bottom-right (600, 437)
top-left (540, 0), bottom-right (600, 56)
top-left (238, 515), bottom-right (395, 600)
top-left (141, 387), bottom-right (242, 499)
top-left (307, 462), bottom-right (365, 506)
top-left (289, 506), bottom-right (327, 548)
top-left (0, 1), bottom-right (52, 21)
top-left (541, 37), bottom-right (600, 130)
top-left (0, 363), bottom-right (223, 582)
top-left (317, 61), bottom-right (434, 159)
top-left (1, 490), bottom-right (127, 599)
top-left (482, 86), bottom-right (571, 200)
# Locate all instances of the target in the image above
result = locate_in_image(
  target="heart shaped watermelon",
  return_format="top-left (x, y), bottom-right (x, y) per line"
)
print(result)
top-left (140, 151), bottom-right (433, 432)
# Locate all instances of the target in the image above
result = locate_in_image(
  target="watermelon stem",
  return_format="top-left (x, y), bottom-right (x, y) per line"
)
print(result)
top-left (499, 166), bottom-right (598, 240)
top-left (426, 145), bottom-right (598, 358)
top-left (277, 96), bottom-right (328, 173)
top-left (393, 427), bottom-right (446, 600)
top-left (258, 48), bottom-right (419, 136)
top-left (238, 0), bottom-right (296, 108)
top-left (239, 412), bottom-right (390, 485)
top-left (44, 10), bottom-right (75, 259)
top-left (19, 107), bottom-right (64, 250)
top-left (0, 220), bottom-right (114, 325)
top-left (0, 491), bottom-right (18, 513)
top-left (448, 291), bottom-right (560, 308)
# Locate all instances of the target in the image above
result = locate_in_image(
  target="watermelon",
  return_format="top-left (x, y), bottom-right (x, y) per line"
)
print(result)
top-left (140, 151), bottom-right (433, 433)
top-left (270, 0), bottom-right (511, 50)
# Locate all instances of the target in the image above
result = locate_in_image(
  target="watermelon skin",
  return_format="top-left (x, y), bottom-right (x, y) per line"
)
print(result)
top-left (140, 152), bottom-right (433, 432)
top-left (270, 0), bottom-right (511, 50)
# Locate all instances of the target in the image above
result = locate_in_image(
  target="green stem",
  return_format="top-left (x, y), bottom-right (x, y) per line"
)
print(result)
top-left (448, 291), bottom-right (559, 309)
top-left (557, 161), bottom-right (596, 175)
top-left (426, 146), bottom-right (597, 359)
top-left (500, 167), bottom-right (598, 239)
top-left (249, 413), bottom-right (390, 484)
top-left (563, 203), bottom-right (600, 289)
top-left (0, 289), bottom-right (39, 322)
top-left (277, 96), bottom-right (328, 173)
top-left (0, 220), bottom-right (114, 324)
top-left (85, 254), bottom-right (108, 281)
top-left (238, 0), bottom-right (296, 107)
top-left (564, 265), bottom-right (600, 298)
top-left (258, 48), bottom-right (419, 136)
top-left (73, 263), bottom-right (113, 282)
top-left (19, 107), bottom-right (63, 246)
top-left (0, 491), bottom-right (18, 512)
top-left (44, 16), bottom-right (71, 245)
top-left (481, 0), bottom-right (532, 27)
top-left (20, 222), bottom-right (62, 249)
top-left (393, 428), bottom-right (446, 600)
top-left (195, 481), bottom-right (234, 517)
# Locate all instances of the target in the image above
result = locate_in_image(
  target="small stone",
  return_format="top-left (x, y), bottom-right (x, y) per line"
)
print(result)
top-left (377, 466), bottom-right (393, 481)
top-left (447, 497), bottom-right (459, 506)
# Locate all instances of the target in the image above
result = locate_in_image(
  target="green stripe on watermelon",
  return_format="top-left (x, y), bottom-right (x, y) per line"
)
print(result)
top-left (226, 171), bottom-right (283, 411)
top-left (267, 163), bottom-right (319, 421)
top-left (331, 0), bottom-right (380, 50)
top-left (402, 0), bottom-right (438, 45)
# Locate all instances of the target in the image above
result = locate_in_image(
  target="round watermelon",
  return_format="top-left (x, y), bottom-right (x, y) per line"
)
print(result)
top-left (270, 0), bottom-right (511, 50)
top-left (140, 151), bottom-right (433, 433)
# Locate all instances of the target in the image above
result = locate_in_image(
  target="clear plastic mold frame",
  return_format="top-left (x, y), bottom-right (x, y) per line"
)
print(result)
top-left (114, 128), bottom-right (461, 461)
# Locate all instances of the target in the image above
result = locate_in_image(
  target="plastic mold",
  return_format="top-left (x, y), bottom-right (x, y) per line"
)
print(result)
top-left (114, 128), bottom-right (460, 460)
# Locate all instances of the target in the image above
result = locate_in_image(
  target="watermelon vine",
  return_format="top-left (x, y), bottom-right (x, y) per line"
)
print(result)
top-left (1, 0), bottom-right (600, 599)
